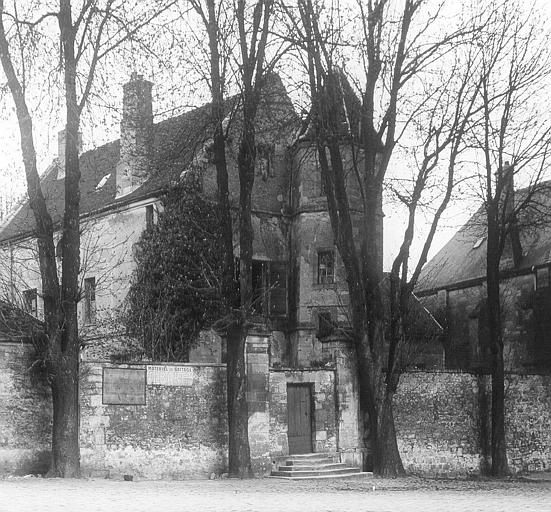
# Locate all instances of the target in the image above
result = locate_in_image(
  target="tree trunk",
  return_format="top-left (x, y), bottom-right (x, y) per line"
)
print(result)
top-left (486, 217), bottom-right (509, 477)
top-left (226, 323), bottom-right (252, 478)
top-left (371, 391), bottom-right (405, 477)
top-left (50, 347), bottom-right (80, 477)
top-left (363, 184), bottom-right (406, 477)
top-left (226, 100), bottom-right (257, 478)
top-left (491, 344), bottom-right (508, 476)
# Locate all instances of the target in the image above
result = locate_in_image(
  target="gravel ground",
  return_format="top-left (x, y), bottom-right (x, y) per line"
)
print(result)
top-left (1, 475), bottom-right (550, 512)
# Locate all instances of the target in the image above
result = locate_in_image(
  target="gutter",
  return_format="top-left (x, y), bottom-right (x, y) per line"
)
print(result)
top-left (0, 186), bottom-right (288, 247)
top-left (416, 263), bottom-right (546, 297)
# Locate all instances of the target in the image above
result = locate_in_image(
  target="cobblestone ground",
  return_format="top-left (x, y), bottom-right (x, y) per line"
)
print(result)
top-left (0, 475), bottom-right (549, 512)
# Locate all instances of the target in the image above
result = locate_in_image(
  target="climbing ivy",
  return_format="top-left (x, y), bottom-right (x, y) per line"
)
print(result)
top-left (125, 178), bottom-right (227, 361)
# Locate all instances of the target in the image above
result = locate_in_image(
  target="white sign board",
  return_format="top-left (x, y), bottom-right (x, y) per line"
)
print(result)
top-left (148, 365), bottom-right (194, 386)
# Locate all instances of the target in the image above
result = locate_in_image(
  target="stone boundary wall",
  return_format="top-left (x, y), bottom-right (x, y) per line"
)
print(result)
top-left (395, 371), bottom-right (551, 476)
top-left (80, 361), bottom-right (228, 479)
top-left (0, 342), bottom-right (51, 476)
top-left (2, 343), bottom-right (550, 478)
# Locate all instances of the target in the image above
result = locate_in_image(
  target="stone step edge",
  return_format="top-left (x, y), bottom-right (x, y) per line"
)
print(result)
top-left (268, 471), bottom-right (373, 481)
top-left (284, 453), bottom-right (336, 458)
top-left (271, 468), bottom-right (361, 477)
top-left (278, 463), bottom-right (348, 472)
top-left (284, 458), bottom-right (335, 466)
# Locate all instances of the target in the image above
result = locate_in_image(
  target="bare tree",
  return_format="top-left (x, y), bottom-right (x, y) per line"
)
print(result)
top-left (286, 0), bottom-right (485, 476)
top-left (187, 0), bottom-right (278, 478)
top-left (465, 1), bottom-right (551, 476)
top-left (0, 0), bottom-right (174, 477)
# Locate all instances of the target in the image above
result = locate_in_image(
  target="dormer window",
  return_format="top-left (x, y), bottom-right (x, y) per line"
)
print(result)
top-left (473, 237), bottom-right (485, 249)
top-left (96, 173), bottom-right (111, 190)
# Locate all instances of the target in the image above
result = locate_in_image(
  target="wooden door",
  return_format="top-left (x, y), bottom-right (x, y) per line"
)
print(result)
top-left (287, 384), bottom-right (313, 454)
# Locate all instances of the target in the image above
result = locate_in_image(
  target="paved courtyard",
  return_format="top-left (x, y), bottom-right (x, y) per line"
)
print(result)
top-left (0, 475), bottom-right (550, 512)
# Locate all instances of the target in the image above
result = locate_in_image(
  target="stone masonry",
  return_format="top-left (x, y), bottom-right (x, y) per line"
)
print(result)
top-left (0, 342), bottom-right (51, 475)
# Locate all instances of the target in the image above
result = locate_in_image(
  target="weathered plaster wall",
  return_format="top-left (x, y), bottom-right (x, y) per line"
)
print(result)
top-left (78, 201), bottom-right (153, 359)
top-left (0, 342), bottom-right (51, 476)
top-left (269, 368), bottom-right (337, 457)
top-left (80, 362), bottom-right (228, 479)
top-left (0, 199), bottom-right (154, 361)
top-left (395, 371), bottom-right (551, 476)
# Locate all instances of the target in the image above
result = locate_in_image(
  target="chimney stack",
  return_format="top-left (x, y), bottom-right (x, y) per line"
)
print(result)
top-left (116, 72), bottom-right (153, 197)
top-left (57, 129), bottom-right (83, 180)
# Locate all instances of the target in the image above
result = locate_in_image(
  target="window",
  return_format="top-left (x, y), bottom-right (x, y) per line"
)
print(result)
top-left (317, 250), bottom-right (335, 284)
top-left (317, 147), bottom-right (331, 196)
top-left (472, 237), bottom-right (485, 249)
top-left (145, 205), bottom-right (154, 230)
top-left (319, 170), bottom-right (327, 196)
top-left (251, 260), bottom-right (266, 315)
top-left (84, 277), bottom-right (96, 324)
top-left (23, 288), bottom-right (37, 317)
top-left (95, 173), bottom-right (111, 190)
top-left (536, 266), bottom-right (550, 289)
top-left (317, 310), bottom-right (335, 338)
top-left (257, 142), bottom-right (274, 180)
top-left (269, 262), bottom-right (287, 317)
top-left (248, 259), bottom-right (288, 318)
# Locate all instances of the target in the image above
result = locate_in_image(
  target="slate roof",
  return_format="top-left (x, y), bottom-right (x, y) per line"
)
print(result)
top-left (417, 184), bottom-right (551, 293)
top-left (0, 100), bottom-right (218, 243)
top-left (0, 74), bottom-right (298, 243)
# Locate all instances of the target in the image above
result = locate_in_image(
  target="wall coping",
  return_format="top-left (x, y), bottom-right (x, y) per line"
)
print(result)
top-left (270, 366), bottom-right (336, 373)
top-left (82, 359), bottom-right (227, 368)
top-left (403, 369), bottom-right (551, 377)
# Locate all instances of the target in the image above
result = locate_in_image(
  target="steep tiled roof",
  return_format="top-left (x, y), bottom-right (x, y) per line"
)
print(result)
top-left (417, 184), bottom-right (551, 293)
top-left (0, 102), bottom-right (214, 243)
top-left (0, 74), bottom-right (298, 243)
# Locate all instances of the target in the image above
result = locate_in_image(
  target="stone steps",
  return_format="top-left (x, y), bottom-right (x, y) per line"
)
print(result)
top-left (270, 453), bottom-right (371, 480)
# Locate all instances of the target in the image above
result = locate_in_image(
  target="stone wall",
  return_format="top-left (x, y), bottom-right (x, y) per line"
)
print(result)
top-left (269, 368), bottom-right (337, 458)
top-left (395, 371), bottom-right (551, 476)
top-left (2, 344), bottom-right (550, 479)
top-left (80, 362), bottom-right (228, 479)
top-left (0, 342), bottom-right (51, 475)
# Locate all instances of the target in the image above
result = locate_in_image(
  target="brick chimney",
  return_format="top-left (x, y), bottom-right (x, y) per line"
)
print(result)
top-left (57, 129), bottom-right (83, 180)
top-left (116, 72), bottom-right (153, 197)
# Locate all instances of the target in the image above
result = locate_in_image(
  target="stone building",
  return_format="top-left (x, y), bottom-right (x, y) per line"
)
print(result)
top-left (0, 72), bottom-right (366, 473)
top-left (1, 74), bottom-right (550, 479)
top-left (0, 73), bottom-right (359, 367)
top-left (416, 181), bottom-right (551, 373)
